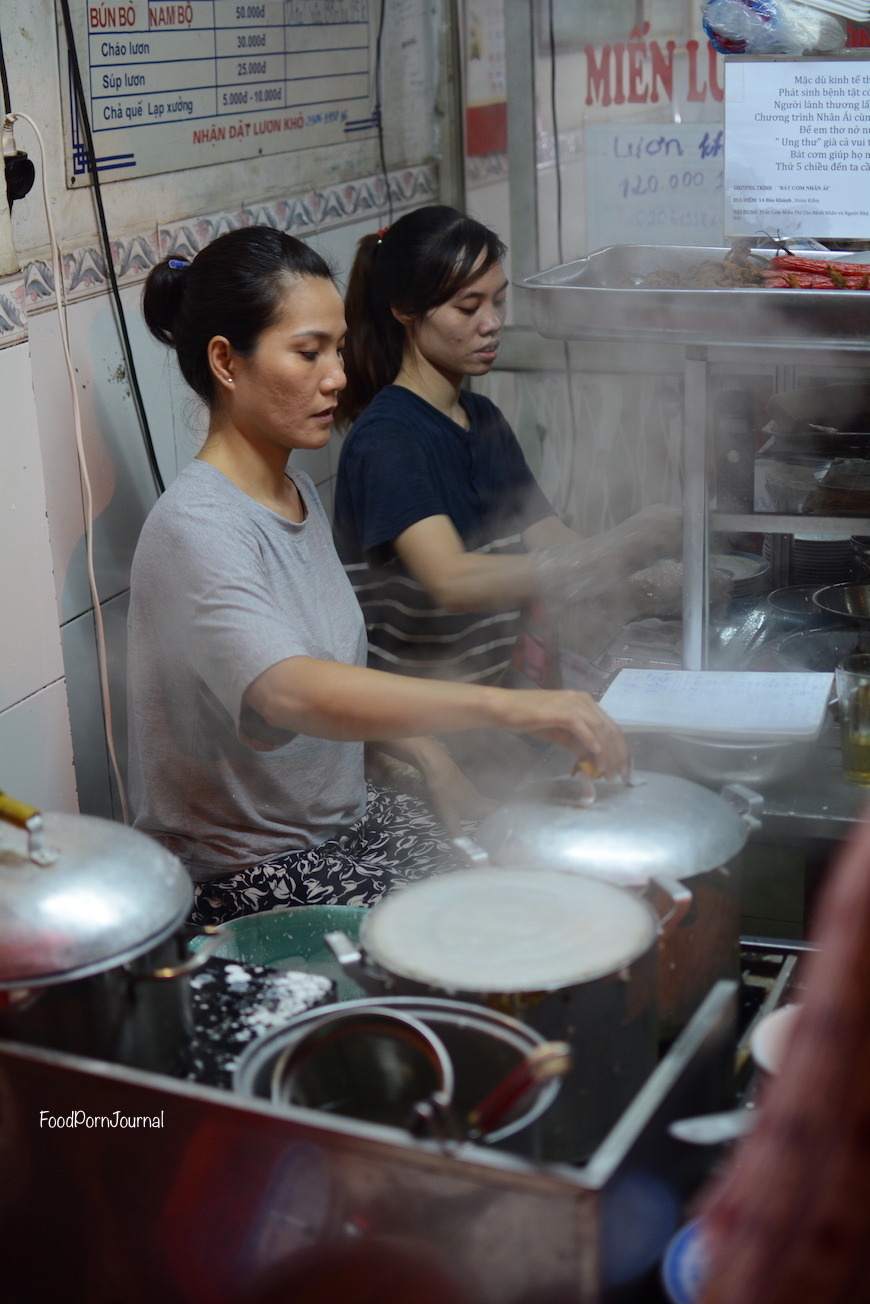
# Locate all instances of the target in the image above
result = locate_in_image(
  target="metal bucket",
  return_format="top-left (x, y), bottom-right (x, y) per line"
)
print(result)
top-left (269, 1007), bottom-right (454, 1129)
top-left (233, 996), bottom-right (562, 1153)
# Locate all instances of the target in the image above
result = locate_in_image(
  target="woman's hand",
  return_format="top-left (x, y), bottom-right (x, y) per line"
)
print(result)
top-left (491, 688), bottom-right (630, 780)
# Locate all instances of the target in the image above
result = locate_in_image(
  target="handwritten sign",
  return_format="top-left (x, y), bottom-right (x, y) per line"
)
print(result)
top-left (725, 57), bottom-right (870, 238)
top-left (584, 122), bottom-right (725, 252)
top-left (62, 0), bottom-right (373, 184)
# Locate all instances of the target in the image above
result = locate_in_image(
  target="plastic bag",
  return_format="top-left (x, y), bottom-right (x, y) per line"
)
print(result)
top-left (624, 559), bottom-right (733, 618)
top-left (703, 0), bottom-right (847, 55)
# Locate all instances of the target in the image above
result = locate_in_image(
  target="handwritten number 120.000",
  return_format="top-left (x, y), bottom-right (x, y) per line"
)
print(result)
top-left (620, 172), bottom-right (707, 197)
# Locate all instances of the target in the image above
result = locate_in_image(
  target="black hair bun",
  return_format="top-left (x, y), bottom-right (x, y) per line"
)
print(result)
top-left (142, 258), bottom-right (188, 346)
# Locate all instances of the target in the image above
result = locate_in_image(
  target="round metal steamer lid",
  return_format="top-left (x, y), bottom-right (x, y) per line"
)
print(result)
top-left (361, 868), bottom-right (658, 994)
top-left (0, 813), bottom-right (192, 987)
top-left (476, 771), bottom-right (749, 887)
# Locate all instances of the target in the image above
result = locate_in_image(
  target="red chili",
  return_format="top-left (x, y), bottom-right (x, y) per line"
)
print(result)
top-left (781, 271), bottom-right (835, 288)
top-left (770, 254), bottom-right (833, 273)
top-left (771, 253), bottom-right (870, 277)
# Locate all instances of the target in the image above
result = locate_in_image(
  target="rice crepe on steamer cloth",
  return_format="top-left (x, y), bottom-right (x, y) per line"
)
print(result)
top-left (361, 870), bottom-right (656, 993)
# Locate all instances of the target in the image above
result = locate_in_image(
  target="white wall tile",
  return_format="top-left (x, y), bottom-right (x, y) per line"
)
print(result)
top-left (61, 608), bottom-right (111, 819)
top-left (61, 590), bottom-right (129, 821)
top-left (0, 680), bottom-right (78, 813)
top-left (0, 342), bottom-right (66, 711)
top-left (306, 216), bottom-right (380, 290)
top-left (27, 295), bottom-right (162, 624)
top-left (124, 283), bottom-right (209, 487)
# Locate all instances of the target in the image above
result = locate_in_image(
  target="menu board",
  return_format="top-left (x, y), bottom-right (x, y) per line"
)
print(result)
top-left (585, 122), bottom-right (725, 251)
top-left (724, 57), bottom-right (870, 238)
top-left (62, 0), bottom-right (374, 184)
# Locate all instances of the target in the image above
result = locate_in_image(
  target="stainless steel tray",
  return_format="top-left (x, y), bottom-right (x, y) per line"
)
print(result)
top-left (523, 245), bottom-right (870, 349)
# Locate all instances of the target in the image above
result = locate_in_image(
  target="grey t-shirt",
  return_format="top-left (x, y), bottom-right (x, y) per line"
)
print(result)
top-left (127, 460), bottom-right (367, 881)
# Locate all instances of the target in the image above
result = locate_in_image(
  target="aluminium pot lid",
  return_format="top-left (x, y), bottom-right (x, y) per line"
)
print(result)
top-left (476, 770), bottom-right (749, 887)
top-left (361, 868), bottom-right (657, 994)
top-left (0, 813), bottom-right (192, 987)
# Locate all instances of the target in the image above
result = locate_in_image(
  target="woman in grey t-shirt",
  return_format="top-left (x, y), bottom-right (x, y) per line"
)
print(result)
top-left (131, 226), bottom-right (627, 924)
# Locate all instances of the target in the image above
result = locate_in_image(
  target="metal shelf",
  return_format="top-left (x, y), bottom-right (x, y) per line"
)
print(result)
top-left (712, 514), bottom-right (870, 536)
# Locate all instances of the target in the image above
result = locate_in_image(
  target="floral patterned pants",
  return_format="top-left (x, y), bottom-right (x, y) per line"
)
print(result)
top-left (189, 784), bottom-right (464, 926)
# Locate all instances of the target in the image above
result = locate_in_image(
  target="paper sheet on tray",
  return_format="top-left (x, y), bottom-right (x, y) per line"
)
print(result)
top-left (598, 669), bottom-right (834, 741)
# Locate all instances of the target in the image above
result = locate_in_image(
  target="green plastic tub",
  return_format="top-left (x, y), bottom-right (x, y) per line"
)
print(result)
top-left (194, 904), bottom-right (368, 1000)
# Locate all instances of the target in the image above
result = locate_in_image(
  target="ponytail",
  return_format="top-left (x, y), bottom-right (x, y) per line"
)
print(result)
top-left (339, 232), bottom-right (405, 425)
top-left (338, 206), bottom-right (506, 424)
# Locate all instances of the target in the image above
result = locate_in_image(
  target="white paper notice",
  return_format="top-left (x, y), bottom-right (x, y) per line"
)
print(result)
top-left (725, 57), bottom-right (870, 238)
top-left (598, 668), bottom-right (834, 740)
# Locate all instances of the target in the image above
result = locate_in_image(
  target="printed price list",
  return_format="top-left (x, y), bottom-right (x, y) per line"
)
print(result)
top-left (66, 0), bottom-right (372, 182)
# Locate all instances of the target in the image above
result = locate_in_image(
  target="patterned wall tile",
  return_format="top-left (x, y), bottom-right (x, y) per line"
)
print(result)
top-left (536, 127), bottom-right (583, 167)
top-left (0, 276), bottom-right (27, 345)
top-left (2, 162), bottom-right (436, 335)
top-left (114, 229), bottom-right (160, 285)
top-left (22, 260), bottom-right (55, 309)
top-left (64, 245), bottom-right (107, 297)
top-left (467, 150), bottom-right (509, 188)
top-left (157, 162), bottom-right (435, 259)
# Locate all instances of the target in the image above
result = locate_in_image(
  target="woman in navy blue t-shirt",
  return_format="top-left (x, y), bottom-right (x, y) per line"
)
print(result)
top-left (333, 205), bottom-right (680, 693)
top-left (332, 206), bottom-right (680, 796)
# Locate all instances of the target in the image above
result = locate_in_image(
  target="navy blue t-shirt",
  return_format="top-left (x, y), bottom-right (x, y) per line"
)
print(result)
top-left (333, 386), bottom-right (553, 683)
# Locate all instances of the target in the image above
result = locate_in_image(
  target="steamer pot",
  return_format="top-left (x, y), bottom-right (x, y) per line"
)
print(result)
top-left (475, 771), bottom-right (761, 1040)
top-left (0, 792), bottom-right (217, 1074)
top-left (326, 867), bottom-right (660, 1162)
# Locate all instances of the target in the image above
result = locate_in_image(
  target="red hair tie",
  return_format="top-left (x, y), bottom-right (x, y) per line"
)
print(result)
top-left (376, 226), bottom-right (390, 242)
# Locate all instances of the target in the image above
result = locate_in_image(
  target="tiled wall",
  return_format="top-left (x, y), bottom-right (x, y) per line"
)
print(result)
top-left (0, 165), bottom-right (435, 818)
top-left (0, 343), bottom-right (77, 811)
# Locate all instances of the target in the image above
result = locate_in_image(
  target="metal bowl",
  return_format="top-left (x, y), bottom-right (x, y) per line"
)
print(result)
top-left (767, 586), bottom-right (836, 620)
top-left (776, 626), bottom-right (859, 672)
top-left (667, 735), bottom-right (814, 787)
top-left (812, 584), bottom-right (870, 620)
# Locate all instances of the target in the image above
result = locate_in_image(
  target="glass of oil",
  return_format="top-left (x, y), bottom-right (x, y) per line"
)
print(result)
top-left (836, 654), bottom-right (870, 785)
